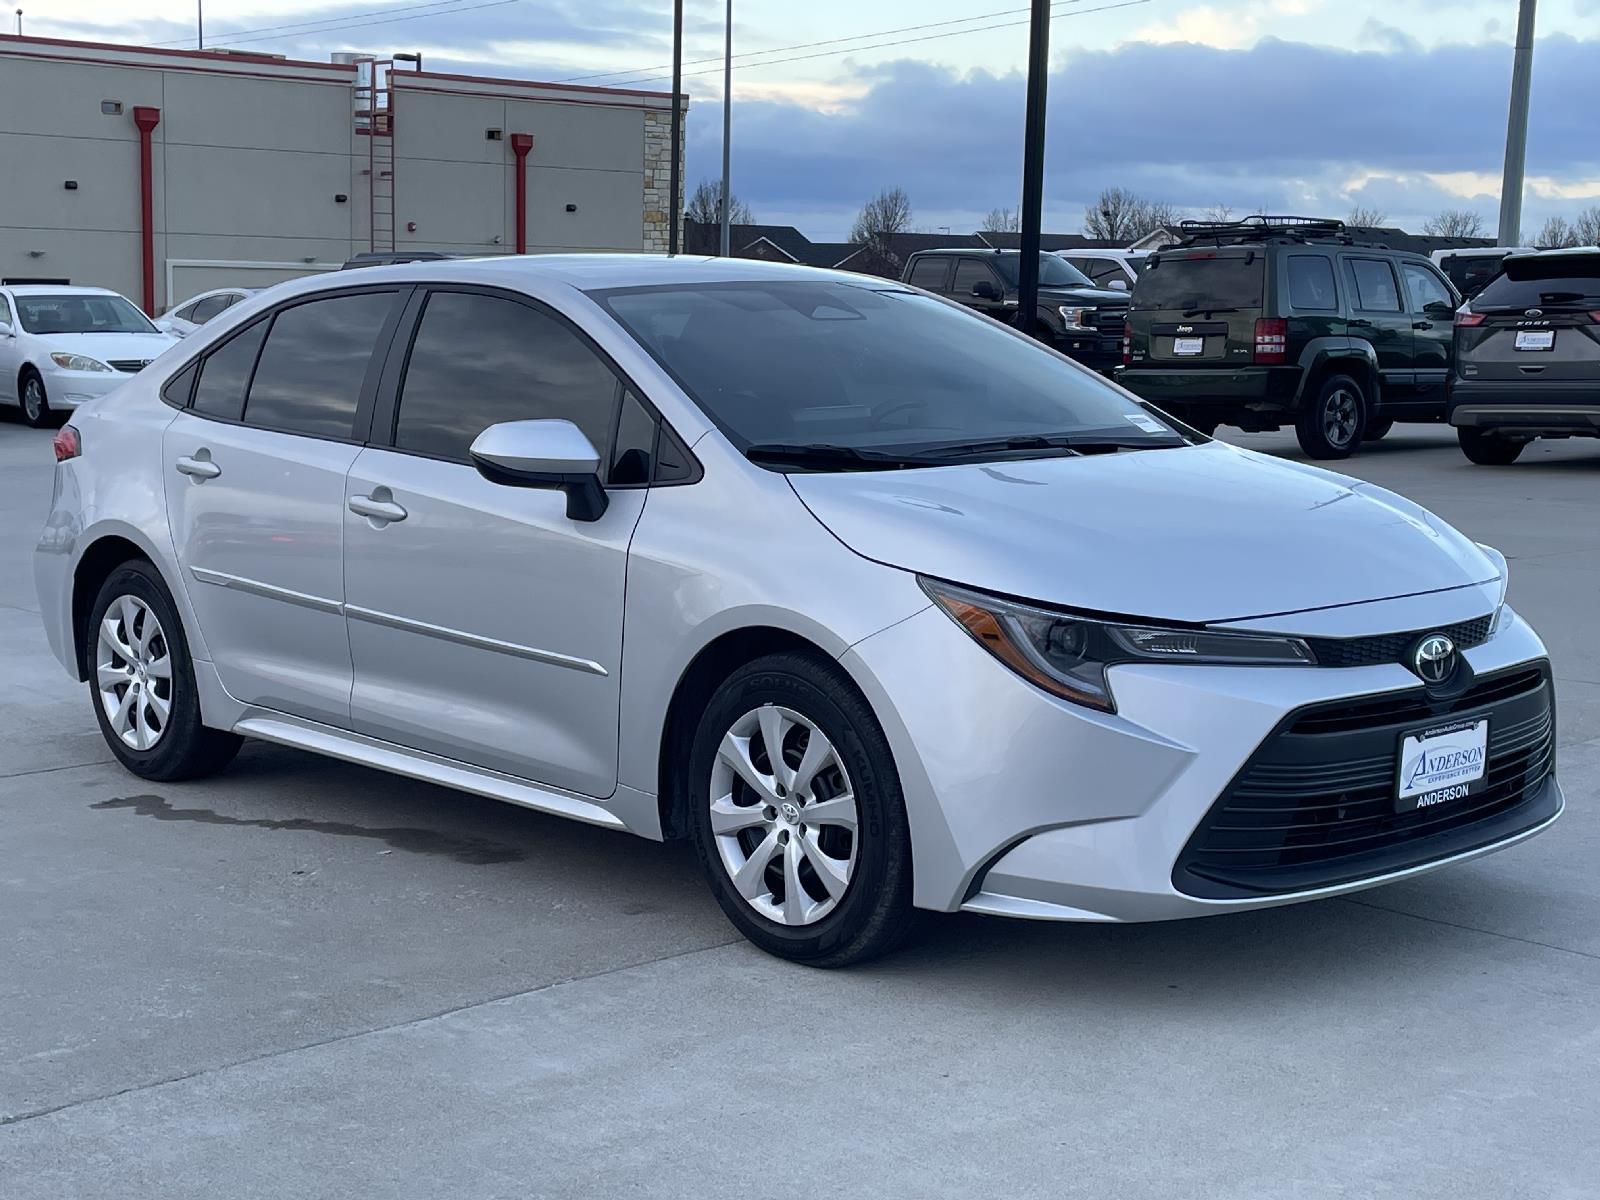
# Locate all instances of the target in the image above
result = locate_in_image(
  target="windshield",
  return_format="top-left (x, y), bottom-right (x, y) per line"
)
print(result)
top-left (1133, 253), bottom-right (1265, 310)
top-left (1473, 254), bottom-right (1600, 309)
top-left (993, 254), bottom-right (1094, 288)
top-left (14, 293), bottom-right (157, 334)
top-left (595, 281), bottom-right (1179, 459)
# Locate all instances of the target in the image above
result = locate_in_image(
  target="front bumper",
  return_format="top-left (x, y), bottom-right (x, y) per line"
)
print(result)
top-left (1050, 331), bottom-right (1122, 370)
top-left (843, 587), bottom-right (1559, 921)
top-left (41, 364), bottom-right (130, 408)
top-left (1115, 364), bottom-right (1302, 416)
top-left (1449, 379), bottom-right (1600, 436)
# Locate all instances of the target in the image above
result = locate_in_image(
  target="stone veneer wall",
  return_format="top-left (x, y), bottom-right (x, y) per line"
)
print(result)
top-left (642, 106), bottom-right (686, 253)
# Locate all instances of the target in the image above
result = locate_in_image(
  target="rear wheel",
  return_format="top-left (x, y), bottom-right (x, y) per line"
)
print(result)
top-left (1458, 427), bottom-right (1527, 466)
top-left (87, 561), bottom-right (242, 780)
top-left (1296, 373), bottom-right (1366, 459)
top-left (1362, 418), bottom-right (1394, 441)
top-left (20, 369), bottom-right (54, 429)
top-left (687, 652), bottom-right (914, 967)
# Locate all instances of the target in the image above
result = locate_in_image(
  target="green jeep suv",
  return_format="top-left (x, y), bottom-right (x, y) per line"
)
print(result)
top-left (1116, 218), bottom-right (1461, 459)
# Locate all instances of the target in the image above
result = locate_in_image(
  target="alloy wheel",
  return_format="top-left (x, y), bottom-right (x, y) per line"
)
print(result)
top-left (708, 704), bottom-right (859, 926)
top-left (1323, 388), bottom-right (1359, 448)
top-left (96, 595), bottom-right (173, 751)
top-left (23, 378), bottom-right (45, 424)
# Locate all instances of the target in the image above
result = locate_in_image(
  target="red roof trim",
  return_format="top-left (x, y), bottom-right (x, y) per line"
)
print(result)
top-left (0, 33), bottom-right (356, 73)
top-left (399, 68), bottom-right (672, 101)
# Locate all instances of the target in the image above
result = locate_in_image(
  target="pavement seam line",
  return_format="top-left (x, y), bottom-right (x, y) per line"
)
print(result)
top-left (1340, 896), bottom-right (1600, 963)
top-left (0, 759), bottom-right (114, 781)
top-left (0, 936), bottom-right (743, 1128)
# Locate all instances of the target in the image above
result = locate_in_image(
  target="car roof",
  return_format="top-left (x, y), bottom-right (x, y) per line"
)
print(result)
top-left (3, 284), bottom-right (123, 296)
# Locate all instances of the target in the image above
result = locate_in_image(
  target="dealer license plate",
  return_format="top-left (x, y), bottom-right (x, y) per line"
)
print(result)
top-left (1396, 718), bottom-right (1489, 812)
top-left (1172, 336), bottom-right (1205, 356)
top-left (1514, 330), bottom-right (1554, 351)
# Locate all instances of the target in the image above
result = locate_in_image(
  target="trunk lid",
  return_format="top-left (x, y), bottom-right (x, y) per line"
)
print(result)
top-left (1127, 250), bottom-right (1267, 366)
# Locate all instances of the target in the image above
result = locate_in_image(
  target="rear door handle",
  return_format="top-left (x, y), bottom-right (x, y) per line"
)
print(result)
top-left (174, 453), bottom-right (221, 480)
top-left (348, 492), bottom-right (407, 523)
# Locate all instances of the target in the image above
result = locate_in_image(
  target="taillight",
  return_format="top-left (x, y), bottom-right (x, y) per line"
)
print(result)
top-left (1455, 311), bottom-right (1487, 327)
top-left (52, 425), bottom-right (82, 462)
top-left (1589, 311), bottom-right (1600, 324)
top-left (1253, 317), bottom-right (1287, 364)
top-left (1121, 321), bottom-right (1132, 367)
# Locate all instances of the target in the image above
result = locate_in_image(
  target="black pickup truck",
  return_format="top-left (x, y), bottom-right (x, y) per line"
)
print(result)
top-left (901, 249), bottom-right (1129, 371)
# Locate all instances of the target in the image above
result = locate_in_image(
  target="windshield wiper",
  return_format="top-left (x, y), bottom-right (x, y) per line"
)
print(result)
top-left (1181, 305), bottom-right (1239, 316)
top-left (744, 443), bottom-right (935, 471)
top-left (920, 432), bottom-right (1186, 459)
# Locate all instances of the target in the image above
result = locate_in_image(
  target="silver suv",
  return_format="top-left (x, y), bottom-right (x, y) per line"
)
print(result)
top-left (34, 255), bottom-right (1561, 965)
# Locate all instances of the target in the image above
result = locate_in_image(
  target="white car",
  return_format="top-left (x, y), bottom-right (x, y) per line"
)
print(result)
top-left (1058, 248), bottom-right (1147, 290)
top-left (33, 256), bottom-right (1561, 966)
top-left (156, 288), bottom-right (258, 339)
top-left (1, 286), bottom-right (177, 427)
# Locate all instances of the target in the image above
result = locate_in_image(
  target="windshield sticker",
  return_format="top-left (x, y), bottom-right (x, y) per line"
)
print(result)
top-left (1123, 413), bottom-right (1167, 434)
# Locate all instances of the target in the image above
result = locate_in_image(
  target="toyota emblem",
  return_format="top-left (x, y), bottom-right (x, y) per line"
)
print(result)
top-left (1411, 634), bottom-right (1457, 685)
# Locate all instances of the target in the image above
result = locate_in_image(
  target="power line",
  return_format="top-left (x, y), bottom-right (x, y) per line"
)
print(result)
top-left (556, 1), bottom-right (1088, 85)
top-left (149, 0), bottom-right (517, 51)
top-left (603, 0), bottom-right (1152, 89)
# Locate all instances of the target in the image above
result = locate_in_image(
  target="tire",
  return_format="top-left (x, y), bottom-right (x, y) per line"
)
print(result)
top-left (1363, 418), bottom-right (1395, 442)
top-left (1296, 373), bottom-right (1366, 460)
top-left (20, 369), bottom-right (54, 429)
top-left (1458, 427), bottom-right (1527, 466)
top-left (86, 560), bottom-right (242, 781)
top-left (687, 652), bottom-right (914, 967)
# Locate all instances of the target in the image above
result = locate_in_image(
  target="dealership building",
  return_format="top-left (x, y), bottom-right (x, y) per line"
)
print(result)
top-left (0, 35), bottom-right (684, 313)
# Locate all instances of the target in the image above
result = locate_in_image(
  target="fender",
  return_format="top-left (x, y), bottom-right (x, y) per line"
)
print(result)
top-left (1291, 336), bottom-right (1382, 411)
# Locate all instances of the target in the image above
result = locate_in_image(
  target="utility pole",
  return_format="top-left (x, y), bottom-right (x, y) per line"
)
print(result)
top-left (669, 0), bottom-right (683, 255)
top-left (1016, 0), bottom-right (1051, 335)
top-left (719, 0), bottom-right (733, 257)
top-left (197, 0), bottom-right (203, 49)
top-left (1497, 0), bottom-right (1537, 246)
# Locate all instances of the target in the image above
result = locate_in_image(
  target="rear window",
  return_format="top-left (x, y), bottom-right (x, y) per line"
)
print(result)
top-left (1473, 254), bottom-right (1600, 310)
top-left (1133, 254), bottom-right (1264, 310)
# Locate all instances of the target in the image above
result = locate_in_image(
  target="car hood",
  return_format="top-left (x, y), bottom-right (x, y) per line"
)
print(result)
top-left (1038, 285), bottom-right (1129, 305)
top-left (788, 441), bottom-right (1499, 624)
top-left (36, 332), bottom-right (176, 364)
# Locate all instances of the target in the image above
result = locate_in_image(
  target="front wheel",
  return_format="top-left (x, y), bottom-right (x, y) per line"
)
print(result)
top-left (20, 370), bottom-right (54, 429)
top-left (1458, 427), bottom-right (1527, 465)
top-left (1296, 374), bottom-right (1366, 459)
top-left (87, 560), bottom-right (243, 780)
top-left (687, 652), bottom-right (914, 967)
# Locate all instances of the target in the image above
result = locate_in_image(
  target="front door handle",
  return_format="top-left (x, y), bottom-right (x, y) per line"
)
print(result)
top-left (1348, 318), bottom-right (1373, 328)
top-left (174, 452), bottom-right (221, 480)
top-left (1413, 320), bottom-right (1434, 330)
top-left (349, 492), bottom-right (408, 523)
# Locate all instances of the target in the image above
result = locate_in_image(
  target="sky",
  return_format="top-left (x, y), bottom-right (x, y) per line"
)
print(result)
top-left (21, 0), bottom-right (1600, 241)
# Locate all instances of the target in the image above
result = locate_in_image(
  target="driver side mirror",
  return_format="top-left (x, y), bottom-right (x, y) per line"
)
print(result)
top-left (1107, 278), bottom-right (1129, 292)
top-left (469, 419), bottom-right (609, 522)
top-left (970, 279), bottom-right (999, 301)
top-left (1424, 300), bottom-right (1455, 319)
top-left (0, 321), bottom-right (13, 338)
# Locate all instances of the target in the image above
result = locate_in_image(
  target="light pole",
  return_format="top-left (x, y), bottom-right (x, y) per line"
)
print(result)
top-left (197, 0), bottom-right (203, 49)
top-left (719, 0), bottom-right (733, 257)
top-left (1498, 0), bottom-right (1537, 245)
top-left (669, 0), bottom-right (683, 255)
top-left (1016, 0), bottom-right (1051, 335)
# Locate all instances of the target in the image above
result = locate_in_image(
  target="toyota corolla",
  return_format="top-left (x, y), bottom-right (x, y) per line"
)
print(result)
top-left (34, 256), bottom-right (1561, 965)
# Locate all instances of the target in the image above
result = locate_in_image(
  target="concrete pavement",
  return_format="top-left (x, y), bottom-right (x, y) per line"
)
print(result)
top-left (2, 414), bottom-right (1597, 1198)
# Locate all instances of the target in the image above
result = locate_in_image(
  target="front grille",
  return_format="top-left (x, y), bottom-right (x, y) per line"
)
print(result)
top-left (108, 359), bottom-right (153, 374)
top-left (1173, 663), bottom-right (1558, 898)
top-left (1303, 614), bottom-right (1493, 669)
top-left (1090, 307), bottom-right (1129, 335)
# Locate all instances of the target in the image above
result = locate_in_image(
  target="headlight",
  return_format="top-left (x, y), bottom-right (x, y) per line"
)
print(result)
top-left (49, 352), bottom-right (112, 373)
top-left (1057, 305), bottom-right (1095, 332)
top-left (921, 578), bottom-right (1313, 713)
top-left (1476, 542), bottom-right (1511, 633)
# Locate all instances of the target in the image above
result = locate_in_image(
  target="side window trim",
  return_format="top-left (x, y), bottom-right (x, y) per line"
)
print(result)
top-left (368, 282), bottom-right (700, 487)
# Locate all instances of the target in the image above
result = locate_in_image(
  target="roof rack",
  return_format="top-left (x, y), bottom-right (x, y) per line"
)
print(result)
top-left (1172, 215), bottom-right (1382, 249)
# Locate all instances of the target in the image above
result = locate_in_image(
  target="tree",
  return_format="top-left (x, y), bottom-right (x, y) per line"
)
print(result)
top-left (1083, 187), bottom-right (1176, 243)
top-left (849, 186), bottom-right (914, 246)
top-left (1421, 209), bottom-right (1485, 238)
top-left (1201, 202), bottom-right (1234, 223)
top-left (1534, 215), bottom-right (1578, 249)
top-left (1347, 205), bottom-right (1388, 228)
top-left (981, 206), bottom-right (1020, 233)
top-left (1573, 205), bottom-right (1600, 247)
top-left (685, 178), bottom-right (753, 226)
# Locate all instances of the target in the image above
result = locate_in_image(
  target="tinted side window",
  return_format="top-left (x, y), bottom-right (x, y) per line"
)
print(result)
top-left (952, 260), bottom-right (997, 297)
top-left (906, 257), bottom-right (948, 290)
top-left (1345, 258), bottom-right (1402, 312)
top-left (192, 320), bottom-right (268, 420)
top-left (610, 390), bottom-right (657, 485)
top-left (243, 292), bottom-right (393, 439)
top-left (1287, 255), bottom-right (1338, 310)
top-left (393, 291), bottom-right (618, 466)
top-left (1402, 264), bottom-right (1453, 313)
top-left (1082, 258), bottom-right (1128, 286)
top-left (161, 361), bottom-right (197, 409)
top-left (189, 295), bottom-right (231, 324)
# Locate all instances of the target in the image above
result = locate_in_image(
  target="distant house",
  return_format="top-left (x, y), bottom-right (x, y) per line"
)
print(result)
top-left (681, 219), bottom-right (861, 267)
top-left (832, 231), bottom-right (988, 278)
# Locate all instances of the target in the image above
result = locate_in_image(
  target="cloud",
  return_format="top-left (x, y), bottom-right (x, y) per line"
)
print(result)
top-left (693, 34), bottom-right (1600, 238)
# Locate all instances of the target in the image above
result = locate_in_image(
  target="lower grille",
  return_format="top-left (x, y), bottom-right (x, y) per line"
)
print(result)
top-left (1173, 663), bottom-right (1558, 898)
top-left (108, 359), bottom-right (153, 374)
